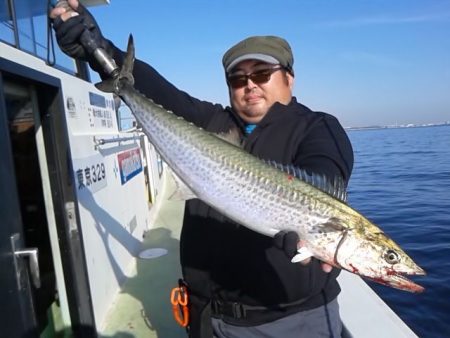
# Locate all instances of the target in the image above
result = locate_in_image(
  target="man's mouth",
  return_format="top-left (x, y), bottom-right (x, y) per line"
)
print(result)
top-left (245, 95), bottom-right (262, 104)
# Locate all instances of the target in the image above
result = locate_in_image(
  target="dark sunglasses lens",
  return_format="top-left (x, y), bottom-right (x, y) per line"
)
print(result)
top-left (228, 76), bottom-right (247, 88)
top-left (249, 71), bottom-right (271, 84)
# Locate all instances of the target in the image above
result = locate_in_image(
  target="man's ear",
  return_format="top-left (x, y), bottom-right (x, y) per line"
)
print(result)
top-left (287, 72), bottom-right (294, 91)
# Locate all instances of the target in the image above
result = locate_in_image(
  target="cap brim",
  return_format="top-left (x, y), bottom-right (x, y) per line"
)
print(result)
top-left (226, 53), bottom-right (279, 72)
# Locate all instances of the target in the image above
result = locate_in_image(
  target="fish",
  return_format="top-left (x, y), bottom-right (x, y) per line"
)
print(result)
top-left (96, 35), bottom-right (425, 293)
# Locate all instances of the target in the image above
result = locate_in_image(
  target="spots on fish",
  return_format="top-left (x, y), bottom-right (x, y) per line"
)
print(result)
top-left (310, 225), bottom-right (321, 233)
top-left (288, 191), bottom-right (298, 202)
top-left (120, 76), bottom-right (427, 293)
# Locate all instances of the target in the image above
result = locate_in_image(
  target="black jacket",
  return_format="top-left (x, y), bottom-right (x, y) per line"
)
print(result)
top-left (111, 47), bottom-right (354, 325)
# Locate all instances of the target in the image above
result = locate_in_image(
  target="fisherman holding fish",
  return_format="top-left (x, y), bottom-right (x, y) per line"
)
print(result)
top-left (51, 1), bottom-right (354, 337)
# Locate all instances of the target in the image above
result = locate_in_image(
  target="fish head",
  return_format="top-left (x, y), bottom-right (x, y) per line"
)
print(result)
top-left (335, 222), bottom-right (426, 293)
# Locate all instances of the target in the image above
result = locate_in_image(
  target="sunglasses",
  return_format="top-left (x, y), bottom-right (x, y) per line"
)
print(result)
top-left (227, 66), bottom-right (285, 89)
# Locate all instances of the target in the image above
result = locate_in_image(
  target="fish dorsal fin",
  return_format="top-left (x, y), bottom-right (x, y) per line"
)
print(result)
top-left (215, 127), bottom-right (242, 147)
top-left (266, 161), bottom-right (348, 203)
top-left (95, 34), bottom-right (135, 93)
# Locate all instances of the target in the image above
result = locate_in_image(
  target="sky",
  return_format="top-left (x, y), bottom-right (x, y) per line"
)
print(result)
top-left (87, 0), bottom-right (450, 128)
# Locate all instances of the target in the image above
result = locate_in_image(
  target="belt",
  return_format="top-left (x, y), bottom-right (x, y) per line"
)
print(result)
top-left (211, 297), bottom-right (309, 320)
top-left (212, 300), bottom-right (260, 319)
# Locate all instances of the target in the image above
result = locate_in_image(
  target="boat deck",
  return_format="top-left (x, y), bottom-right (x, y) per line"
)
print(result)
top-left (99, 175), bottom-right (418, 338)
top-left (100, 177), bottom-right (186, 337)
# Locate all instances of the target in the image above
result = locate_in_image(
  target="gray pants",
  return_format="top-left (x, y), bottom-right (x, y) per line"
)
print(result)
top-left (211, 299), bottom-right (342, 338)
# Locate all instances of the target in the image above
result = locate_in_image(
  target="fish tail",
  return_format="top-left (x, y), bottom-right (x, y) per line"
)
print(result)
top-left (95, 34), bottom-right (135, 93)
top-left (121, 34), bottom-right (135, 85)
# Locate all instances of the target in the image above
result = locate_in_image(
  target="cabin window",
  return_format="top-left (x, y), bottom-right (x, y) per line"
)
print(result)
top-left (0, 0), bottom-right (15, 44)
top-left (0, 0), bottom-right (77, 75)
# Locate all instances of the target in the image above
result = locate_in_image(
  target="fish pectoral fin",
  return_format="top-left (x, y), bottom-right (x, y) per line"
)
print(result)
top-left (291, 247), bottom-right (314, 263)
top-left (322, 217), bottom-right (347, 232)
top-left (168, 170), bottom-right (197, 201)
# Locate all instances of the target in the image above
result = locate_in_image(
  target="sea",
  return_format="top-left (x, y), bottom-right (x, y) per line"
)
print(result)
top-left (346, 125), bottom-right (450, 338)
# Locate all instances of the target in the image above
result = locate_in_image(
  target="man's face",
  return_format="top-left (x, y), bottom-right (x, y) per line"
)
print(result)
top-left (227, 60), bottom-right (294, 124)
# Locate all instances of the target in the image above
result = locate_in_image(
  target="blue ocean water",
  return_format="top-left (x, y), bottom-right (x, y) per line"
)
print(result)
top-left (346, 125), bottom-right (450, 338)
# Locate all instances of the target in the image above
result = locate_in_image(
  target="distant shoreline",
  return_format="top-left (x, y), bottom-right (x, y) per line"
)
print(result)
top-left (345, 122), bottom-right (450, 131)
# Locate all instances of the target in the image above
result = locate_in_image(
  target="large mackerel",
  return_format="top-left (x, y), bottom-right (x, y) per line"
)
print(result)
top-left (98, 36), bottom-right (425, 292)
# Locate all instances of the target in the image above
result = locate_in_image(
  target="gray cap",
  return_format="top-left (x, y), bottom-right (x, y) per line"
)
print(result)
top-left (222, 35), bottom-right (294, 74)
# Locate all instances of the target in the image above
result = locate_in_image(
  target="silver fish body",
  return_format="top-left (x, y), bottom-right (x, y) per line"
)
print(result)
top-left (98, 36), bottom-right (425, 292)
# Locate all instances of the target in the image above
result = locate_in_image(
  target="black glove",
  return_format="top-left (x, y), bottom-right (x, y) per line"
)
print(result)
top-left (273, 230), bottom-right (299, 260)
top-left (52, 2), bottom-right (113, 65)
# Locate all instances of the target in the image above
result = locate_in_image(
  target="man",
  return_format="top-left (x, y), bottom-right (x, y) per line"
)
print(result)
top-left (51, 1), bottom-right (353, 337)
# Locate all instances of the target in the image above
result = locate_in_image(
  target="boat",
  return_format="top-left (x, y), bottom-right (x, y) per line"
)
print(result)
top-left (0, 1), bottom-right (418, 337)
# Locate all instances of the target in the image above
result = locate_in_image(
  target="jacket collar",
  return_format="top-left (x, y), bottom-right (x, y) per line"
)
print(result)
top-left (257, 96), bottom-right (299, 129)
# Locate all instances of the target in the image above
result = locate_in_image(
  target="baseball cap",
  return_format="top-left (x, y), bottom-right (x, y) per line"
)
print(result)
top-left (222, 35), bottom-right (294, 74)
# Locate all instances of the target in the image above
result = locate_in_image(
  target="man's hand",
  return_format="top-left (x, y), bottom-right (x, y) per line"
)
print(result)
top-left (49, 0), bottom-right (111, 63)
top-left (49, 0), bottom-right (80, 22)
top-left (274, 230), bottom-right (333, 273)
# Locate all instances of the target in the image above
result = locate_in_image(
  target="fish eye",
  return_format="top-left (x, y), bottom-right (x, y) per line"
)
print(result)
top-left (384, 249), bottom-right (400, 264)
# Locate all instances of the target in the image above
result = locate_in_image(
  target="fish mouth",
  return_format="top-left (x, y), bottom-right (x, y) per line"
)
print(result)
top-left (370, 269), bottom-right (426, 293)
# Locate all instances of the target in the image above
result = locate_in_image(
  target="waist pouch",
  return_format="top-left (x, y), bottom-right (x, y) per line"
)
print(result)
top-left (187, 293), bottom-right (213, 338)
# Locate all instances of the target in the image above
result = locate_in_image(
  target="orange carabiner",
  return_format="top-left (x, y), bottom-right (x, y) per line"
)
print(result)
top-left (170, 286), bottom-right (189, 327)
